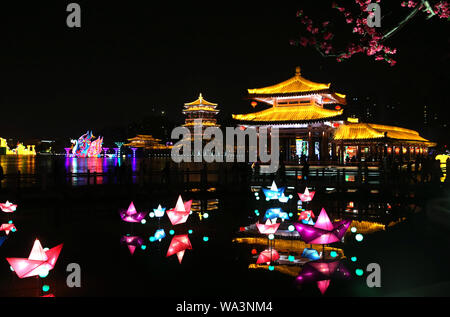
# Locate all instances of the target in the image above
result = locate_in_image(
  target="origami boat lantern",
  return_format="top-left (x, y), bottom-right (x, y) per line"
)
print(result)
top-left (0, 223), bottom-right (16, 235)
top-left (301, 248), bottom-right (321, 261)
top-left (298, 187), bottom-right (315, 202)
top-left (264, 208), bottom-right (289, 220)
top-left (256, 219), bottom-right (280, 235)
top-left (153, 205), bottom-right (166, 218)
top-left (119, 202), bottom-right (148, 223)
top-left (166, 196), bottom-right (192, 226)
top-left (299, 210), bottom-right (314, 222)
top-left (120, 235), bottom-right (144, 255)
top-left (166, 234), bottom-right (192, 264)
top-left (262, 181), bottom-right (285, 200)
top-left (296, 260), bottom-right (351, 295)
top-left (154, 229), bottom-right (166, 241)
top-left (295, 208), bottom-right (351, 244)
top-left (0, 201), bottom-right (17, 213)
top-left (6, 239), bottom-right (63, 278)
top-left (256, 249), bottom-right (280, 264)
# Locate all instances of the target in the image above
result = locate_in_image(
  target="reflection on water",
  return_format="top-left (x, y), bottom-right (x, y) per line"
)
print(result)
top-left (233, 180), bottom-right (411, 295)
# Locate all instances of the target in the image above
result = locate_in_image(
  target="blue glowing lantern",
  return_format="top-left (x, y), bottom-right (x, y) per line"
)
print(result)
top-left (203, 236), bottom-right (209, 242)
top-left (154, 229), bottom-right (166, 240)
top-left (355, 269), bottom-right (364, 276)
top-left (355, 234), bottom-right (364, 242)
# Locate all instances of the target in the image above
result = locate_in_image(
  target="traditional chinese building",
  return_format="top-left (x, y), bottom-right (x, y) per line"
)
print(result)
top-left (332, 120), bottom-right (435, 163)
top-left (183, 93), bottom-right (219, 139)
top-left (233, 66), bottom-right (346, 162)
top-left (124, 134), bottom-right (172, 151)
top-left (232, 66), bottom-right (434, 163)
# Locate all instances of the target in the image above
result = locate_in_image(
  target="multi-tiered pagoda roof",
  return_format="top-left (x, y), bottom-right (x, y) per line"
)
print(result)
top-left (233, 66), bottom-right (346, 125)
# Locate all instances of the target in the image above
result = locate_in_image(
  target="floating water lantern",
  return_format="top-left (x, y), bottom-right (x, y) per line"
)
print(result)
top-left (268, 265), bottom-right (274, 271)
top-left (169, 230), bottom-right (175, 235)
top-left (149, 212), bottom-right (155, 218)
top-left (351, 256), bottom-right (357, 262)
top-left (288, 225), bottom-right (295, 232)
top-left (355, 269), bottom-right (364, 276)
top-left (268, 234), bottom-right (275, 240)
top-left (288, 255), bottom-right (295, 262)
top-left (42, 285), bottom-right (50, 292)
top-left (149, 237), bottom-right (156, 242)
top-left (330, 251), bottom-right (337, 258)
top-left (188, 229), bottom-right (193, 234)
top-left (141, 245), bottom-right (147, 250)
top-left (203, 236), bottom-right (209, 242)
top-left (141, 219), bottom-right (147, 224)
top-left (203, 213), bottom-right (209, 219)
top-left (251, 249), bottom-right (257, 255)
top-left (351, 227), bottom-right (357, 233)
top-left (355, 234), bottom-right (364, 242)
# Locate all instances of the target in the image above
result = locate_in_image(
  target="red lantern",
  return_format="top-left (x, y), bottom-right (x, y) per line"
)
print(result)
top-left (335, 105), bottom-right (342, 110)
top-left (251, 101), bottom-right (258, 107)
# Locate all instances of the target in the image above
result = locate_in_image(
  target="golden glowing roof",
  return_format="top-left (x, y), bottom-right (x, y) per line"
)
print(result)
top-left (232, 104), bottom-right (343, 123)
top-left (126, 134), bottom-right (161, 142)
top-left (248, 66), bottom-right (330, 95)
top-left (184, 93), bottom-right (218, 107)
top-left (334, 123), bottom-right (434, 144)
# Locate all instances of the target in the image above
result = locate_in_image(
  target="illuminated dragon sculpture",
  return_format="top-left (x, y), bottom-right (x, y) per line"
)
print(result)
top-left (72, 131), bottom-right (103, 158)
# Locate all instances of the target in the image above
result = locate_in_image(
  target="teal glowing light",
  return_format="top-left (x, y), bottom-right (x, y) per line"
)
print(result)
top-left (268, 234), bottom-right (274, 240)
top-left (141, 219), bottom-right (147, 224)
top-left (8, 220), bottom-right (12, 224)
top-left (203, 236), bottom-right (209, 242)
top-left (256, 197), bottom-right (260, 201)
top-left (268, 265), bottom-right (274, 271)
top-left (39, 270), bottom-right (49, 278)
top-left (141, 245), bottom-right (147, 250)
top-left (42, 285), bottom-right (50, 292)
top-left (355, 269), bottom-right (364, 276)
top-left (149, 236), bottom-right (156, 242)
top-left (288, 225), bottom-right (295, 232)
top-left (188, 229), bottom-right (193, 234)
top-left (169, 230), bottom-right (175, 235)
top-left (288, 255), bottom-right (295, 262)
top-left (330, 251), bottom-right (337, 258)
top-left (288, 213), bottom-right (293, 217)
top-left (11, 228), bottom-right (16, 232)
top-left (351, 227), bottom-right (357, 233)
top-left (203, 213), bottom-right (209, 219)
top-left (355, 234), bottom-right (364, 242)
top-left (10, 266), bottom-right (14, 272)
top-left (351, 256), bottom-right (357, 262)
top-left (149, 212), bottom-right (155, 218)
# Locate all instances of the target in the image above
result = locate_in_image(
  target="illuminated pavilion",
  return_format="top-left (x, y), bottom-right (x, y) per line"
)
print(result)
top-left (183, 93), bottom-right (219, 139)
top-left (232, 66), bottom-right (434, 163)
top-left (124, 135), bottom-right (172, 151)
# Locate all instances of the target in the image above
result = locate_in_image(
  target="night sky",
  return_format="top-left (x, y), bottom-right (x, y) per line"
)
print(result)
top-left (2, 1), bottom-right (449, 144)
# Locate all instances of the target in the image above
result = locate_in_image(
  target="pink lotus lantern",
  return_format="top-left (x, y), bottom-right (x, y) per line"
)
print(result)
top-left (0, 223), bottom-right (16, 235)
top-left (0, 201), bottom-right (17, 213)
top-left (256, 219), bottom-right (280, 235)
top-left (167, 234), bottom-right (192, 264)
top-left (256, 249), bottom-right (280, 264)
top-left (6, 239), bottom-right (63, 278)
top-left (298, 187), bottom-right (315, 202)
top-left (166, 196), bottom-right (192, 226)
top-left (119, 202), bottom-right (148, 223)
top-left (120, 235), bottom-right (144, 255)
top-left (295, 208), bottom-right (351, 244)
